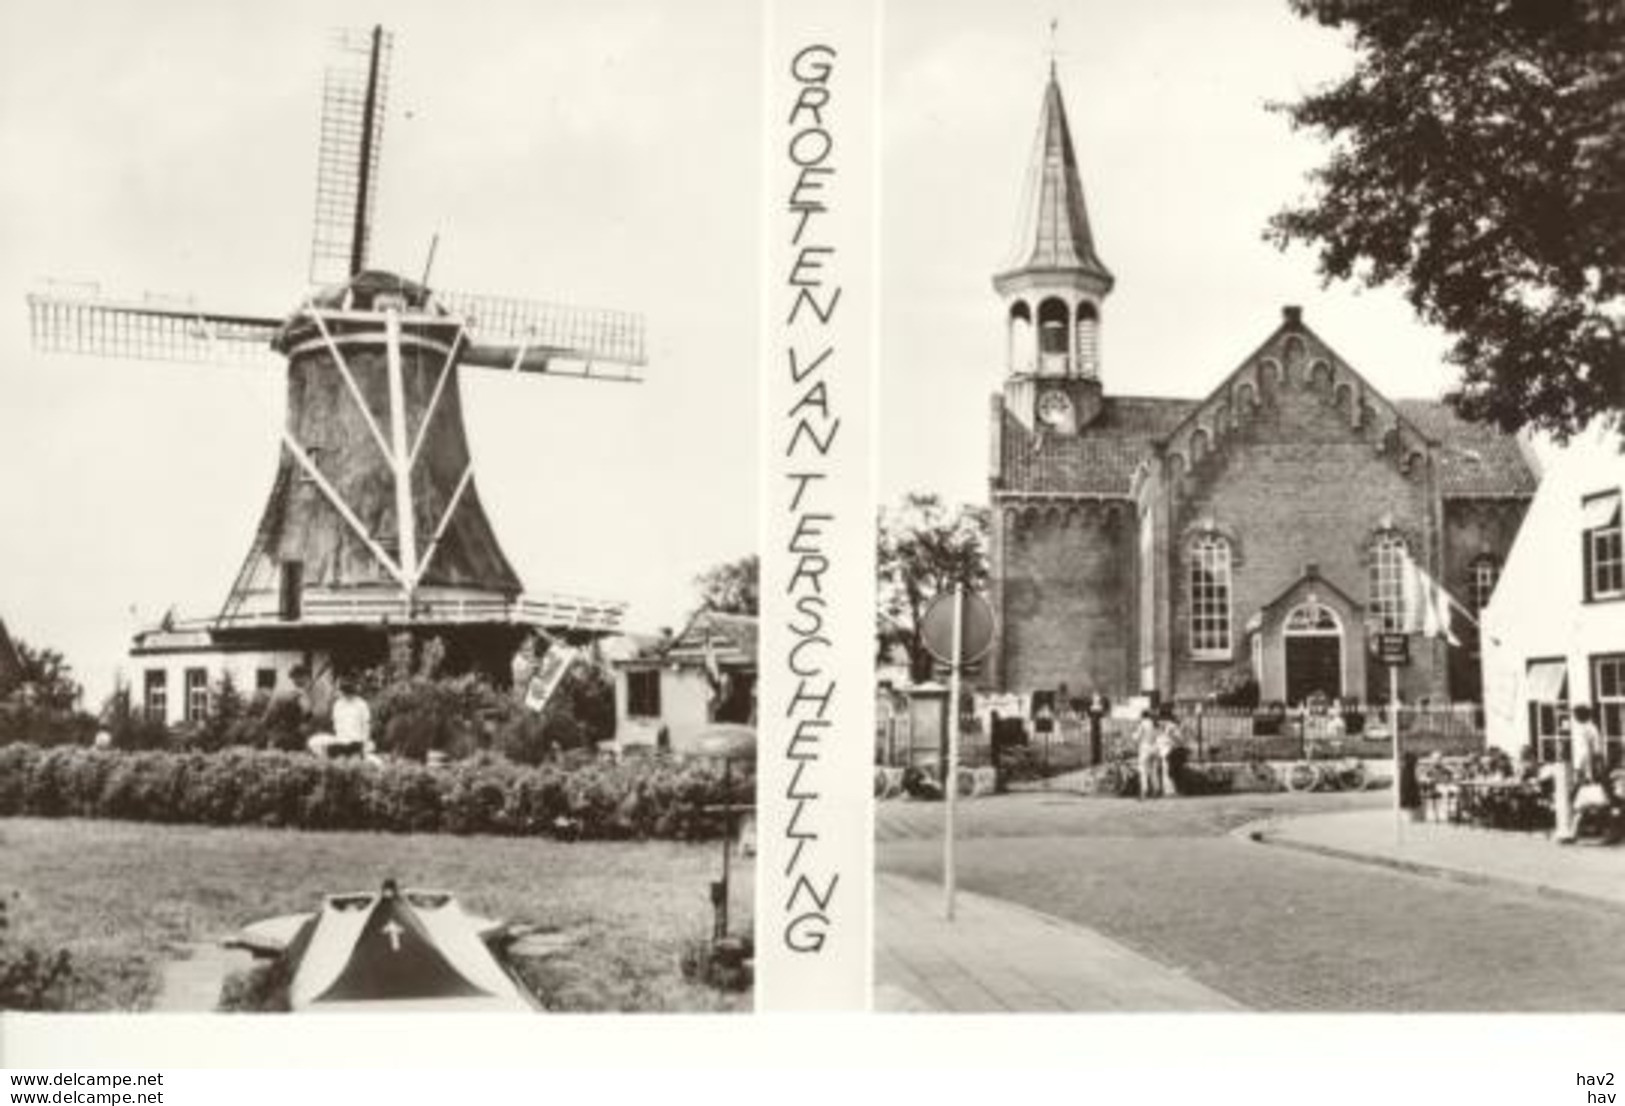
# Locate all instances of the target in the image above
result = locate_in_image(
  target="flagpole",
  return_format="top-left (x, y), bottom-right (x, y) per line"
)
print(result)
top-left (1391, 661), bottom-right (1403, 846)
top-left (944, 583), bottom-right (963, 922)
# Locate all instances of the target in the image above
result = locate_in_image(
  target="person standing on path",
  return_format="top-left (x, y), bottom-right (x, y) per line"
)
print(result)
top-left (1558, 705), bottom-right (1608, 842)
top-left (1135, 709), bottom-right (1161, 799)
top-left (1156, 711), bottom-right (1182, 797)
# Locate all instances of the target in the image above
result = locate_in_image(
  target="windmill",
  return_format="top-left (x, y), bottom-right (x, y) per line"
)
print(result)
top-left (26, 26), bottom-right (644, 684)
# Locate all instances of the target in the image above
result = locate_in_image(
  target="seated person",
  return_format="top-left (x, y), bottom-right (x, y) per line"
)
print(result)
top-left (307, 677), bottom-right (375, 760)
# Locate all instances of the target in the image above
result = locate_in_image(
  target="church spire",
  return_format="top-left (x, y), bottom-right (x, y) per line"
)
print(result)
top-left (996, 70), bottom-right (1112, 289)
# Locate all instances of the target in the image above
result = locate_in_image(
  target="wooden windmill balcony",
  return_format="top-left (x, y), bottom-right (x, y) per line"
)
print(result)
top-left (190, 587), bottom-right (625, 637)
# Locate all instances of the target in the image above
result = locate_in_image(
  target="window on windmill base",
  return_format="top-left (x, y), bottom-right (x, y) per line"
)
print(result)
top-left (144, 670), bottom-right (168, 722)
top-left (627, 669), bottom-right (662, 719)
top-left (185, 668), bottom-right (209, 723)
top-left (1582, 490), bottom-right (1623, 602)
top-left (256, 668), bottom-right (277, 693)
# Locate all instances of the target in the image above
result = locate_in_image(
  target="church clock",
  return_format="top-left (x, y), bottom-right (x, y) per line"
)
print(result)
top-left (1037, 387), bottom-right (1076, 434)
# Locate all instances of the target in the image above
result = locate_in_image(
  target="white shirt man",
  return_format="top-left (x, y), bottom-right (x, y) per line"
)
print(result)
top-left (331, 686), bottom-right (373, 753)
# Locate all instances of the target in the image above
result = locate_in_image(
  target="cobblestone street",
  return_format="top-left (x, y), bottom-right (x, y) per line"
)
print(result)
top-left (876, 791), bottom-right (1625, 1011)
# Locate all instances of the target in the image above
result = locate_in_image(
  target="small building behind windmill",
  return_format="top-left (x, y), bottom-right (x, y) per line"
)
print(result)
top-left (607, 610), bottom-right (757, 755)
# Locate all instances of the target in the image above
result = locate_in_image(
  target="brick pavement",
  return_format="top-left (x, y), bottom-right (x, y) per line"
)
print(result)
top-left (873, 871), bottom-right (1243, 1012)
top-left (877, 792), bottom-right (1625, 1011)
top-left (1255, 808), bottom-right (1625, 912)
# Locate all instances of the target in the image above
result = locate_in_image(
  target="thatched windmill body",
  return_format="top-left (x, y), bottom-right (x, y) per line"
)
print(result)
top-left (27, 27), bottom-right (644, 715)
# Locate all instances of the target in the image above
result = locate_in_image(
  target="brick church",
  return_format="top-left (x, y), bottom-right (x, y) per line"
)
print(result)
top-left (985, 71), bottom-right (1539, 707)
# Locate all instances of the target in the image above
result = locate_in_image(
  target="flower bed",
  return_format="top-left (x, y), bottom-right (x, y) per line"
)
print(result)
top-left (0, 744), bottom-right (748, 841)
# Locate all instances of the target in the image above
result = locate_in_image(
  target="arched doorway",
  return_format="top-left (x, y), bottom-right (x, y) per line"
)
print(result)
top-left (1283, 602), bottom-right (1343, 704)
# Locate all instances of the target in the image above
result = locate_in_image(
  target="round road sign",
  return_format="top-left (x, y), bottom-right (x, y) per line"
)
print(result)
top-left (920, 589), bottom-right (996, 668)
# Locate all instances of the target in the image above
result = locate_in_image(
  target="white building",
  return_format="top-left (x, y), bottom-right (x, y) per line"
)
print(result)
top-left (608, 611), bottom-right (756, 755)
top-left (1482, 425), bottom-right (1625, 768)
top-left (130, 627), bottom-right (315, 727)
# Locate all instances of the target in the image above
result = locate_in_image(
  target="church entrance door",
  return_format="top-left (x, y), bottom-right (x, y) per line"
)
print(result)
top-left (1283, 602), bottom-right (1343, 705)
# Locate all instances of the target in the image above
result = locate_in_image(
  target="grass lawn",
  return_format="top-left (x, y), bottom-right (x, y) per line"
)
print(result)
top-left (0, 817), bottom-right (752, 1013)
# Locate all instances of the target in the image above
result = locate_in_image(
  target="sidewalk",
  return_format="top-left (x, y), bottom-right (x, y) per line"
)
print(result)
top-left (1252, 808), bottom-right (1625, 912)
top-left (873, 872), bottom-right (1245, 1012)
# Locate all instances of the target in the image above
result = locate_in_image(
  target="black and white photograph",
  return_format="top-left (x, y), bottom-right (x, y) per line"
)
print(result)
top-left (0, 0), bottom-right (759, 1014)
top-left (874, 0), bottom-right (1624, 1012)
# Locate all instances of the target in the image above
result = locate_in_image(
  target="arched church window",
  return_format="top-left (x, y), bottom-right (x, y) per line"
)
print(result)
top-left (1189, 534), bottom-right (1232, 658)
top-left (1008, 300), bottom-right (1034, 374)
top-left (1037, 297), bottom-right (1069, 368)
top-left (1284, 602), bottom-right (1341, 635)
top-left (1369, 534), bottom-right (1409, 632)
top-left (1075, 301), bottom-right (1100, 379)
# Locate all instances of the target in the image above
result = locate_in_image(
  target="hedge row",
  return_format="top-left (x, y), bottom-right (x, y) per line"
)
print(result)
top-left (0, 744), bottom-right (749, 841)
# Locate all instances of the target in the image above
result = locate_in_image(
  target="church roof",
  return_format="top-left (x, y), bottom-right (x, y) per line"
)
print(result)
top-left (1393, 400), bottom-right (1540, 496)
top-left (994, 391), bottom-right (1538, 500)
top-left (997, 398), bottom-right (1195, 496)
top-left (996, 73), bottom-right (1112, 285)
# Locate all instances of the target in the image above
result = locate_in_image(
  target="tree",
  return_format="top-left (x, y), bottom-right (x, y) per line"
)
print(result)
top-left (1270, 0), bottom-right (1623, 439)
top-left (693, 554), bottom-right (759, 616)
top-left (10, 640), bottom-right (81, 713)
top-left (877, 494), bottom-right (990, 683)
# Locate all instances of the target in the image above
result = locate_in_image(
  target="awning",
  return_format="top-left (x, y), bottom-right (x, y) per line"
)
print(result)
top-left (1524, 660), bottom-right (1568, 703)
top-left (1581, 492), bottom-right (1620, 530)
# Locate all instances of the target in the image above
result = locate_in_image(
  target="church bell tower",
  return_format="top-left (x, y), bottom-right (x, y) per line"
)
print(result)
top-left (994, 66), bottom-right (1113, 435)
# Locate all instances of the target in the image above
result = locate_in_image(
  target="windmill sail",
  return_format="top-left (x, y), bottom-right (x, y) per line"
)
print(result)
top-left (27, 290), bottom-right (280, 365)
top-left (309, 26), bottom-right (392, 287)
top-left (439, 289), bottom-right (646, 380)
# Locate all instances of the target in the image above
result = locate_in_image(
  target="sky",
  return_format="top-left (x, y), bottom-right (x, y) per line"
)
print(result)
top-left (880, 0), bottom-right (1466, 506)
top-left (0, 0), bottom-right (760, 702)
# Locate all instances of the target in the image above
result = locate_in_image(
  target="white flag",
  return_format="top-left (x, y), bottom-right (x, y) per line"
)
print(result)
top-left (1401, 554), bottom-right (1462, 647)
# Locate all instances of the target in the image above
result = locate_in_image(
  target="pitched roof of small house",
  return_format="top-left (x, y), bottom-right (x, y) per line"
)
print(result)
top-left (615, 610), bottom-right (757, 670)
top-left (668, 610), bottom-right (757, 669)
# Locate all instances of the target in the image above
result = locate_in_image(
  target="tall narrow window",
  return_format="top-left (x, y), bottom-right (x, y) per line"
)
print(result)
top-left (1189, 534), bottom-right (1232, 658)
top-left (279, 560), bottom-right (303, 622)
top-left (1525, 659), bottom-right (1569, 763)
top-left (1471, 557), bottom-right (1499, 612)
top-left (1037, 297), bottom-right (1069, 375)
top-left (627, 669), bottom-right (662, 719)
top-left (144, 670), bottom-right (168, 723)
top-left (1583, 490), bottom-right (1623, 601)
top-left (1369, 534), bottom-right (1408, 632)
top-left (185, 668), bottom-right (209, 723)
top-left (1075, 301), bottom-right (1100, 379)
top-left (1008, 300), bottom-right (1034, 375)
top-left (1592, 654), bottom-right (1625, 771)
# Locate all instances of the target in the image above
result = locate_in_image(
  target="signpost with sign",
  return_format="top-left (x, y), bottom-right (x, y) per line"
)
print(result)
top-left (1378, 632), bottom-right (1408, 843)
top-left (920, 584), bottom-right (996, 921)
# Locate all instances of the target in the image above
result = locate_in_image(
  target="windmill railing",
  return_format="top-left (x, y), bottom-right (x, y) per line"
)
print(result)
top-left (182, 590), bottom-right (624, 635)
